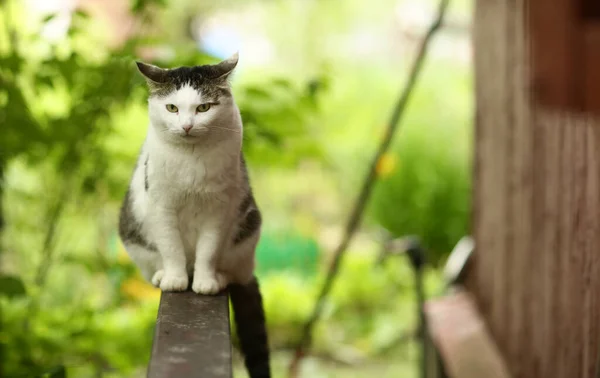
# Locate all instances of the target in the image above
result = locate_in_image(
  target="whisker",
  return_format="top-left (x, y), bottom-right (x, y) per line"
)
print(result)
top-left (211, 126), bottom-right (241, 134)
top-left (159, 126), bottom-right (241, 135)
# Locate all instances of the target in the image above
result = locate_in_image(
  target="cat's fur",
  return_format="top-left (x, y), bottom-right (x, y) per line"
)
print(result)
top-left (118, 53), bottom-right (261, 295)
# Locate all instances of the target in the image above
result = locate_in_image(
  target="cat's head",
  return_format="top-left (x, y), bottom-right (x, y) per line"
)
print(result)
top-left (136, 53), bottom-right (240, 144)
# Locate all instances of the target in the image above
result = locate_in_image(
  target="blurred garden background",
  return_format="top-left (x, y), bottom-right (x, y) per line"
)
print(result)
top-left (0, 0), bottom-right (473, 376)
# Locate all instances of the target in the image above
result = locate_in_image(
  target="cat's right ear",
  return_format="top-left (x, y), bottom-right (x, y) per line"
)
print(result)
top-left (136, 61), bottom-right (170, 84)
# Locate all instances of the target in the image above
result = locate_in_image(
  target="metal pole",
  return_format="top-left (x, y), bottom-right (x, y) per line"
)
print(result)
top-left (404, 238), bottom-right (427, 378)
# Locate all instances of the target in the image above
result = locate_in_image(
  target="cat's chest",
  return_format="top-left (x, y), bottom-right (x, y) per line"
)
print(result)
top-left (149, 151), bottom-right (232, 196)
top-left (160, 159), bottom-right (207, 189)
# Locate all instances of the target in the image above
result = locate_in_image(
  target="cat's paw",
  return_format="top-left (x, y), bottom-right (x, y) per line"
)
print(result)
top-left (191, 272), bottom-right (226, 295)
top-left (158, 272), bottom-right (189, 292)
top-left (151, 270), bottom-right (164, 287)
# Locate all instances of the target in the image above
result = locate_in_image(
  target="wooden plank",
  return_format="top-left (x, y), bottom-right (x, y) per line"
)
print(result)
top-left (502, 2), bottom-right (517, 371)
top-left (535, 113), bottom-right (561, 378)
top-left (148, 290), bottom-right (232, 378)
top-left (552, 116), bottom-right (569, 378)
top-left (568, 116), bottom-right (587, 378)
top-left (472, 0), bottom-right (509, 342)
top-left (504, 1), bottom-right (530, 376)
top-left (510, 49), bottom-right (535, 378)
top-left (584, 121), bottom-right (600, 377)
top-left (470, 0), bottom-right (600, 377)
top-left (425, 291), bottom-right (512, 378)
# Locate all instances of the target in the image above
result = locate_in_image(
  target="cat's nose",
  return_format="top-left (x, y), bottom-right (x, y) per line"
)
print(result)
top-left (182, 125), bottom-right (193, 134)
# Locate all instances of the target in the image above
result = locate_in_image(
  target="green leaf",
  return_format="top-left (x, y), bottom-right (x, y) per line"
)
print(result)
top-left (0, 275), bottom-right (26, 298)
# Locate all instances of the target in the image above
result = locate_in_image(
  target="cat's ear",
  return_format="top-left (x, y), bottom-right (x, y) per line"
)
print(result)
top-left (211, 52), bottom-right (239, 79)
top-left (136, 61), bottom-right (170, 84)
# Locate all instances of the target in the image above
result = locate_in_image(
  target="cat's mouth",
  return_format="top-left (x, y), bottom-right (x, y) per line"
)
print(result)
top-left (179, 127), bottom-right (208, 138)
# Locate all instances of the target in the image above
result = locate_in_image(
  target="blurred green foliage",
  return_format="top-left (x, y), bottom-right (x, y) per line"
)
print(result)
top-left (0, 0), bottom-right (325, 375)
top-left (255, 230), bottom-right (320, 277)
top-left (370, 61), bottom-right (472, 265)
top-left (0, 0), bottom-right (473, 376)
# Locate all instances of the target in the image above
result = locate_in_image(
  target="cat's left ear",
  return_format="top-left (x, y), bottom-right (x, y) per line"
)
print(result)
top-left (212, 52), bottom-right (239, 79)
top-left (136, 61), bottom-right (170, 84)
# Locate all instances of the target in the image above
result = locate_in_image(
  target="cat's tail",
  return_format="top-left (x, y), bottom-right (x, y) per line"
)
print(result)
top-left (229, 276), bottom-right (271, 378)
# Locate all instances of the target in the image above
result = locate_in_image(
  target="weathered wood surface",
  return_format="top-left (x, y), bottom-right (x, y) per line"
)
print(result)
top-left (147, 290), bottom-right (232, 378)
top-left (425, 291), bottom-right (511, 378)
top-left (471, 0), bottom-right (600, 376)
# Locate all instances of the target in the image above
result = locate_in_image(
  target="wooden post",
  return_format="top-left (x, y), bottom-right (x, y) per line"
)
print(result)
top-left (147, 290), bottom-right (232, 378)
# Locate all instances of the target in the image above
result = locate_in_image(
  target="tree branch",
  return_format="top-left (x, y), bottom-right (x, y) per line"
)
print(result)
top-left (287, 0), bottom-right (451, 375)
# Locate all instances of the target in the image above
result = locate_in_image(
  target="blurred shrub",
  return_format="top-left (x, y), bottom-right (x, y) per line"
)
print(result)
top-left (370, 60), bottom-right (472, 265)
top-left (255, 230), bottom-right (320, 277)
top-left (1, 0), bottom-right (472, 375)
top-left (0, 0), bottom-right (325, 375)
top-left (238, 76), bottom-right (328, 168)
top-left (235, 251), bottom-right (442, 359)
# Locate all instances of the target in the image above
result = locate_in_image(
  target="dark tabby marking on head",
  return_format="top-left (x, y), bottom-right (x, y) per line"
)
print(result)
top-left (136, 56), bottom-right (237, 99)
top-left (147, 68), bottom-right (232, 99)
top-left (163, 67), bottom-right (232, 97)
top-left (144, 155), bottom-right (149, 191)
top-left (118, 190), bottom-right (157, 252)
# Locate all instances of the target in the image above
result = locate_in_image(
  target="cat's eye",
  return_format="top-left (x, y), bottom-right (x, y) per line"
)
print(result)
top-left (196, 104), bottom-right (211, 113)
top-left (166, 104), bottom-right (178, 113)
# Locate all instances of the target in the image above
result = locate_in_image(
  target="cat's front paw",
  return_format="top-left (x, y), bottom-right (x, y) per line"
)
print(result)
top-left (158, 271), bottom-right (189, 292)
top-left (192, 271), bottom-right (226, 295)
top-left (151, 270), bottom-right (164, 287)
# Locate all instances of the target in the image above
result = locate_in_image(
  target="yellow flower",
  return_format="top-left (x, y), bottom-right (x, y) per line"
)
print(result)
top-left (376, 153), bottom-right (397, 177)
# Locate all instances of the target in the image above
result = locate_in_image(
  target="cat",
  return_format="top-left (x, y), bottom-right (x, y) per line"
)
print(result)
top-left (118, 53), bottom-right (271, 377)
top-left (118, 53), bottom-right (261, 295)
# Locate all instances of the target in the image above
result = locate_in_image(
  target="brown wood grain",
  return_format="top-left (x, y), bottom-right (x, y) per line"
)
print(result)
top-left (503, 2), bottom-right (517, 373)
top-left (537, 113), bottom-right (561, 378)
top-left (147, 290), bottom-right (232, 378)
top-left (507, 2), bottom-right (533, 376)
top-left (584, 123), bottom-right (600, 378)
top-left (576, 117), bottom-right (588, 378)
top-left (472, 0), bottom-right (509, 351)
top-left (469, 0), bottom-right (600, 377)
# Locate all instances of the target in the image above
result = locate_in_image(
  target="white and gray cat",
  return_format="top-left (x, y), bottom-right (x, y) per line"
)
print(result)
top-left (119, 54), bottom-right (271, 377)
top-left (118, 53), bottom-right (261, 295)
